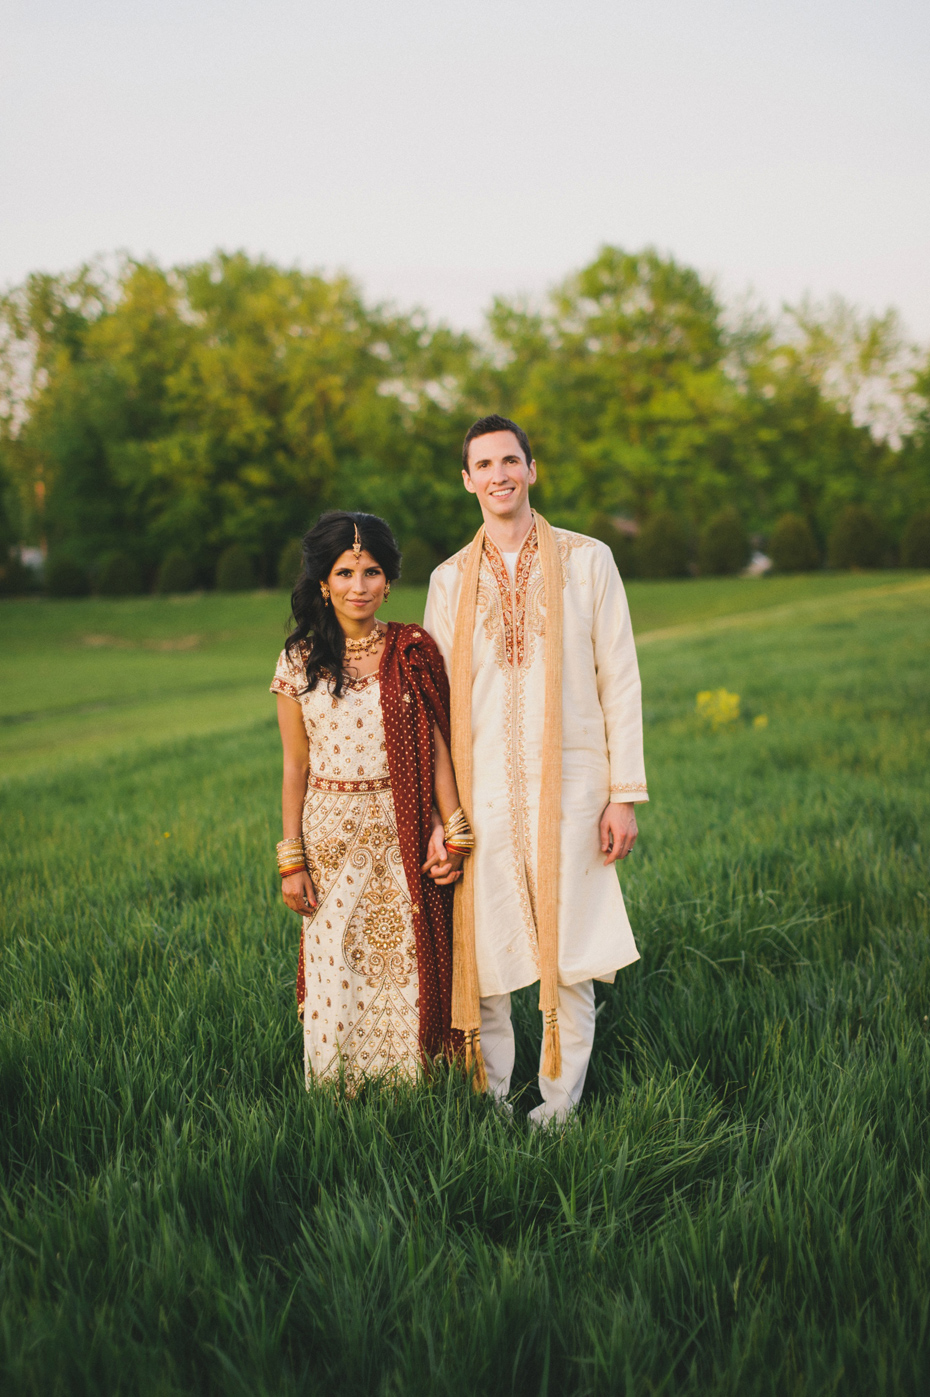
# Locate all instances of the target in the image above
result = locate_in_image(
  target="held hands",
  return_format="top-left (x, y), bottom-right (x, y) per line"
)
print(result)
top-left (600, 801), bottom-right (638, 865)
top-left (421, 816), bottom-right (464, 885)
top-left (281, 867), bottom-right (318, 915)
top-left (423, 802), bottom-right (636, 878)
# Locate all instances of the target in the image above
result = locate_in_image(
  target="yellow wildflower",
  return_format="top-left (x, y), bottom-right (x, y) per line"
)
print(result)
top-left (753, 714), bottom-right (769, 729)
top-left (696, 689), bottom-right (741, 729)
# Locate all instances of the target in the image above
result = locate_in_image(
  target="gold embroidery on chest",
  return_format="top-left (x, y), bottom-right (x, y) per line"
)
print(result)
top-left (483, 525), bottom-right (540, 670)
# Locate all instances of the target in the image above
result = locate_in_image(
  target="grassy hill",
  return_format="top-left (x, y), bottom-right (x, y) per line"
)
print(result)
top-left (0, 571), bottom-right (914, 781)
top-left (1, 572), bottom-right (928, 1395)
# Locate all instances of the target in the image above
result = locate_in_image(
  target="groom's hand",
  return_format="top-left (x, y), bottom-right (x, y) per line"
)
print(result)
top-left (421, 822), bottom-right (462, 884)
top-left (600, 801), bottom-right (638, 864)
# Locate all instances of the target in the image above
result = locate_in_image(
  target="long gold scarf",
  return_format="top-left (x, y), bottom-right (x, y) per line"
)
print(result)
top-left (450, 512), bottom-right (564, 1087)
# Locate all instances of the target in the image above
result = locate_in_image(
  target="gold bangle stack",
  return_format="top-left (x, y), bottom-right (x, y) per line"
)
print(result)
top-left (276, 837), bottom-right (306, 878)
top-left (443, 806), bottom-right (475, 857)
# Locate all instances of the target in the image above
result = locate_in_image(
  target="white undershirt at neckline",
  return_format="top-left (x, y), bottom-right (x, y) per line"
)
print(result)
top-left (501, 550), bottom-right (520, 584)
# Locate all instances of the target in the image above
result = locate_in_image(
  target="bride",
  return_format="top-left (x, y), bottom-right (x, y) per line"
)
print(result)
top-left (270, 511), bottom-right (472, 1088)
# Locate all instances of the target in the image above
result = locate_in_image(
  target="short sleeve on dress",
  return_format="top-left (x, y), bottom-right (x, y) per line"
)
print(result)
top-left (270, 645), bottom-right (307, 701)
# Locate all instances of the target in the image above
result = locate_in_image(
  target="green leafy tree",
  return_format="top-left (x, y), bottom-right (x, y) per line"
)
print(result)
top-left (0, 253), bottom-right (479, 580)
top-left (0, 262), bottom-right (195, 576)
top-left (894, 357), bottom-right (930, 535)
top-left (2, 245), bottom-right (928, 581)
top-left (481, 246), bottom-right (737, 530)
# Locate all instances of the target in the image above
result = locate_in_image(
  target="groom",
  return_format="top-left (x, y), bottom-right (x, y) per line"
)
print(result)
top-left (424, 415), bottom-right (648, 1125)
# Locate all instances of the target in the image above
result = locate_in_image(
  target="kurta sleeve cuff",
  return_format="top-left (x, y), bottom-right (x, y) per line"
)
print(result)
top-left (609, 781), bottom-right (649, 803)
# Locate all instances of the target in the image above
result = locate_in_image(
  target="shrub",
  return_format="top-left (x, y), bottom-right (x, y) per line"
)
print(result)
top-left (96, 551), bottom-right (145, 597)
top-left (0, 551), bottom-right (33, 596)
top-left (46, 554), bottom-right (90, 597)
top-left (827, 505), bottom-right (884, 570)
top-left (277, 538), bottom-right (304, 591)
top-left (901, 510), bottom-right (930, 569)
top-left (155, 548), bottom-right (198, 594)
top-left (400, 538), bottom-right (440, 586)
top-left (589, 515), bottom-right (637, 577)
top-left (635, 511), bottom-right (690, 578)
top-left (697, 507), bottom-right (749, 576)
top-left (215, 544), bottom-right (257, 591)
top-left (769, 513), bottom-right (820, 572)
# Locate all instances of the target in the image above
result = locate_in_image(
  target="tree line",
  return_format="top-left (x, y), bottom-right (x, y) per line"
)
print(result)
top-left (1, 245), bottom-right (929, 595)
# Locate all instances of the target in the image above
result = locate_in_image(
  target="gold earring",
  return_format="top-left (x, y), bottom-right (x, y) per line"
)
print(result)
top-left (384, 582), bottom-right (391, 597)
top-left (320, 582), bottom-right (330, 602)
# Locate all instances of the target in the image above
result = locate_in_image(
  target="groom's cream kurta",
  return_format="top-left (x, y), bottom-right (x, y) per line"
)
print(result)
top-left (424, 523), bottom-right (648, 998)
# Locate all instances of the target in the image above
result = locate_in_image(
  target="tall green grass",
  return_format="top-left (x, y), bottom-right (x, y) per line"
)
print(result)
top-left (1, 577), bottom-right (928, 1395)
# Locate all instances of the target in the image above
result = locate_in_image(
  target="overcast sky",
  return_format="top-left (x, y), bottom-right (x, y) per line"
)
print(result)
top-left (3, 0), bottom-right (929, 336)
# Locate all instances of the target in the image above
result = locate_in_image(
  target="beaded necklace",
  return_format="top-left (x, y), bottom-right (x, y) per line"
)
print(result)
top-left (343, 621), bottom-right (386, 658)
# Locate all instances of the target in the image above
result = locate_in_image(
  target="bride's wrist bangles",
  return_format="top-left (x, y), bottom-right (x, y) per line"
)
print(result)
top-left (443, 806), bottom-right (475, 858)
top-left (276, 837), bottom-right (306, 877)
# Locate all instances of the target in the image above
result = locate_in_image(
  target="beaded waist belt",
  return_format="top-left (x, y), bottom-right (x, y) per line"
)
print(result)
top-left (307, 772), bottom-right (392, 794)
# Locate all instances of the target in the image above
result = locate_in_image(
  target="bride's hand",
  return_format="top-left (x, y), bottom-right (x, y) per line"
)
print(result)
top-left (432, 850), bottom-right (464, 885)
top-left (281, 868), bottom-right (317, 915)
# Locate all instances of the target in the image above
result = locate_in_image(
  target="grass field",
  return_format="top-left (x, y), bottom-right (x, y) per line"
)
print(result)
top-left (1, 572), bottom-right (929, 1395)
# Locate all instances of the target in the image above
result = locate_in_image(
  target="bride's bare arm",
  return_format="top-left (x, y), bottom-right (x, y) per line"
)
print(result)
top-left (276, 693), bottom-right (318, 913)
top-left (422, 723), bottom-right (464, 885)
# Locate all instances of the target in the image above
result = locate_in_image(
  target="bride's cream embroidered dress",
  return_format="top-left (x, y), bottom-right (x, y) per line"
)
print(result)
top-left (271, 647), bottom-right (421, 1086)
top-left (424, 522), bottom-right (648, 1001)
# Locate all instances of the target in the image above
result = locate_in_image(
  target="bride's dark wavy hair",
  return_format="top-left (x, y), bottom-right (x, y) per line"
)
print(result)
top-left (286, 511), bottom-right (402, 698)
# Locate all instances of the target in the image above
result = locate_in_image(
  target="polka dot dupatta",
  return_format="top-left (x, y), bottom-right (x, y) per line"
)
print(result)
top-left (373, 622), bottom-right (461, 1064)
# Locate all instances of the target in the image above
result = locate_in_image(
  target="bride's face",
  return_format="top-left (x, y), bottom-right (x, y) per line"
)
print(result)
top-left (326, 549), bottom-right (387, 629)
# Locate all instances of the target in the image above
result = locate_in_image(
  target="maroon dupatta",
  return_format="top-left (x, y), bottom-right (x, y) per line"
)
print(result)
top-left (379, 621), bottom-right (459, 1061)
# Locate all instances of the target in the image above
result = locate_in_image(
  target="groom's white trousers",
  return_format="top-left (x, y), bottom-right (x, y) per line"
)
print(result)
top-left (479, 979), bottom-right (596, 1124)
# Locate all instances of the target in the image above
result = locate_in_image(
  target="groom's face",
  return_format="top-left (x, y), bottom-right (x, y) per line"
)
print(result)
top-left (462, 430), bottom-right (537, 521)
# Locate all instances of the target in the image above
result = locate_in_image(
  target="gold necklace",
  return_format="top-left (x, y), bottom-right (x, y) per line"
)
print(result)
top-left (343, 621), bottom-right (385, 657)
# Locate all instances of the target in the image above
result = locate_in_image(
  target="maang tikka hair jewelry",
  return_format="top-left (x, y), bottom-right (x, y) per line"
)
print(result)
top-left (352, 523), bottom-right (362, 560)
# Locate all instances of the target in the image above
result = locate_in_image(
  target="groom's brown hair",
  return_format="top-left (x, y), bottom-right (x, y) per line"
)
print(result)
top-left (462, 414), bottom-right (533, 473)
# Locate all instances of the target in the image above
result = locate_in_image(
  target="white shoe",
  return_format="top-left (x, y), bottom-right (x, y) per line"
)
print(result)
top-left (527, 1102), bottom-right (577, 1130)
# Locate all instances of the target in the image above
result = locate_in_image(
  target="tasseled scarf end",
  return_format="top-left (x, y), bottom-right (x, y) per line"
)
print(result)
top-left (464, 1028), bottom-right (489, 1093)
top-left (541, 1007), bottom-right (562, 1080)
